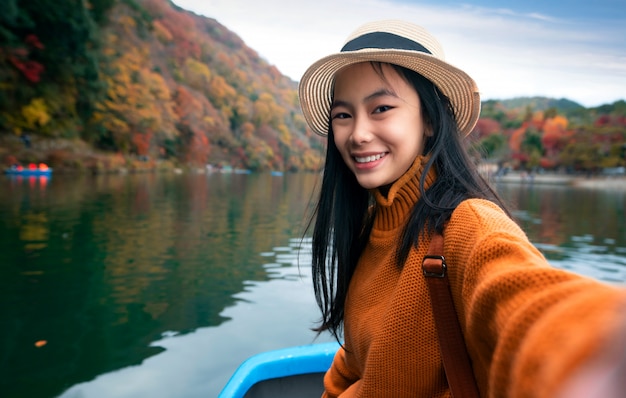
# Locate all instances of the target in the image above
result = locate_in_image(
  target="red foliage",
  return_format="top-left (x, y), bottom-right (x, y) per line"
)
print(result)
top-left (473, 118), bottom-right (501, 139)
top-left (132, 130), bottom-right (153, 156)
top-left (594, 114), bottom-right (626, 127)
top-left (256, 124), bottom-right (279, 153)
top-left (511, 152), bottom-right (528, 162)
top-left (540, 157), bottom-right (557, 169)
top-left (25, 34), bottom-right (45, 50)
top-left (595, 115), bottom-right (611, 127)
top-left (185, 128), bottom-right (210, 165)
top-left (8, 55), bottom-right (45, 83)
top-left (156, 8), bottom-right (201, 61)
top-left (8, 34), bottom-right (46, 83)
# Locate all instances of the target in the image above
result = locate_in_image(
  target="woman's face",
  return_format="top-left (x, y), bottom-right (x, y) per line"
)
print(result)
top-left (331, 63), bottom-right (428, 189)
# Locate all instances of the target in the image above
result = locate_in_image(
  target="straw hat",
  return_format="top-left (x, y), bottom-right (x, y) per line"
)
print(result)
top-left (298, 20), bottom-right (480, 137)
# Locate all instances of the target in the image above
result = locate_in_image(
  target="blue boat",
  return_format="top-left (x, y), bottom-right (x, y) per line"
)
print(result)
top-left (4, 165), bottom-right (52, 176)
top-left (218, 342), bottom-right (340, 398)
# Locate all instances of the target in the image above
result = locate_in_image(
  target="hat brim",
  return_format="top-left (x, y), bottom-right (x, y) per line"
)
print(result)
top-left (298, 49), bottom-right (480, 137)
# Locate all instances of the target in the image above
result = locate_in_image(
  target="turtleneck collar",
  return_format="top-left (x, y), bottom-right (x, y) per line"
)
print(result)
top-left (370, 155), bottom-right (436, 232)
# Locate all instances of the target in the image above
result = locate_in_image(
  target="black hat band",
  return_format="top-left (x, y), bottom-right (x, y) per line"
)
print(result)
top-left (341, 32), bottom-right (432, 54)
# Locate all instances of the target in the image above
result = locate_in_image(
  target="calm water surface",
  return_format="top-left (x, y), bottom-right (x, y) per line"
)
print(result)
top-left (0, 173), bottom-right (624, 398)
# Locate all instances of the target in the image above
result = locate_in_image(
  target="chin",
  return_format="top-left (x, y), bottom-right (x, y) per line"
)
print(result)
top-left (355, 175), bottom-right (391, 190)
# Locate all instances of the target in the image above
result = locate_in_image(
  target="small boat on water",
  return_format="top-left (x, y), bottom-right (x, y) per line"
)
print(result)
top-left (4, 163), bottom-right (52, 176)
top-left (218, 342), bottom-right (339, 398)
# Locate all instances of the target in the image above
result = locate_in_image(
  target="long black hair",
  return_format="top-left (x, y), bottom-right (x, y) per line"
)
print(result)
top-left (308, 62), bottom-right (508, 341)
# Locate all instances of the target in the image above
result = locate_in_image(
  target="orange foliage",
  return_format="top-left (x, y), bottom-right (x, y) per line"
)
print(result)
top-left (509, 123), bottom-right (527, 152)
top-left (216, 51), bottom-right (236, 71)
top-left (240, 122), bottom-right (255, 140)
top-left (542, 115), bottom-right (570, 155)
top-left (174, 86), bottom-right (202, 125)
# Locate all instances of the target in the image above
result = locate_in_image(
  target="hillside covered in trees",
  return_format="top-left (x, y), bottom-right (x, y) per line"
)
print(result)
top-left (0, 0), bottom-right (323, 172)
top-left (1, 0), bottom-right (624, 173)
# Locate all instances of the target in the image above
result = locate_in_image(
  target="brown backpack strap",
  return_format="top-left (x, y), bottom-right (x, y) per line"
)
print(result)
top-left (422, 232), bottom-right (481, 398)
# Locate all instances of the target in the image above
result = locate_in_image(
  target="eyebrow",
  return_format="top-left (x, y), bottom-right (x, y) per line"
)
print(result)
top-left (331, 88), bottom-right (399, 111)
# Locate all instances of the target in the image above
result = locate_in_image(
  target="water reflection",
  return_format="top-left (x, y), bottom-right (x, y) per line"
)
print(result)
top-left (0, 172), bottom-right (319, 398)
top-left (58, 238), bottom-right (330, 398)
top-left (0, 174), bottom-right (624, 398)
top-left (497, 183), bottom-right (626, 283)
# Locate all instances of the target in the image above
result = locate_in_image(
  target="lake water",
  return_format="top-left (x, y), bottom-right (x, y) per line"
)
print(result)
top-left (0, 172), bottom-right (624, 398)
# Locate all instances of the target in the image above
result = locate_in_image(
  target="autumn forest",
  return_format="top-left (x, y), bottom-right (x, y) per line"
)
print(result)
top-left (1, 0), bottom-right (624, 173)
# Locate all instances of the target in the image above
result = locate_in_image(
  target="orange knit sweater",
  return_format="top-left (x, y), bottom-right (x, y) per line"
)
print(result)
top-left (322, 157), bottom-right (626, 397)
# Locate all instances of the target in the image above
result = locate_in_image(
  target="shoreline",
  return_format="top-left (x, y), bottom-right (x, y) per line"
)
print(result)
top-left (491, 172), bottom-right (626, 190)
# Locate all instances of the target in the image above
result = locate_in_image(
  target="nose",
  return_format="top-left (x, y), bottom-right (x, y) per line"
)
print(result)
top-left (350, 116), bottom-right (374, 145)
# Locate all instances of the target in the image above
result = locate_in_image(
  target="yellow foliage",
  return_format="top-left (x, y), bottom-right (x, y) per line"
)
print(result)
top-left (21, 98), bottom-right (51, 129)
top-left (144, 71), bottom-right (171, 101)
top-left (234, 95), bottom-right (251, 120)
top-left (302, 148), bottom-right (322, 170)
top-left (119, 15), bottom-right (137, 34)
top-left (241, 122), bottom-right (255, 139)
top-left (93, 32), bottom-right (177, 150)
top-left (183, 58), bottom-right (212, 91)
top-left (208, 75), bottom-right (237, 107)
top-left (293, 114), bottom-right (307, 132)
top-left (220, 105), bottom-right (233, 120)
top-left (203, 116), bottom-right (215, 126)
top-left (253, 93), bottom-right (284, 127)
top-left (277, 124), bottom-right (291, 147)
top-left (153, 20), bottom-right (173, 42)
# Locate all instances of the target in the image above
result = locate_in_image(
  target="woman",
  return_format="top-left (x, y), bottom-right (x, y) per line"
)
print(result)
top-left (298, 20), bottom-right (626, 397)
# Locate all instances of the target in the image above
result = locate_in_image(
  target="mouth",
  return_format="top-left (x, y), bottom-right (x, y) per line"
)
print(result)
top-left (354, 152), bottom-right (387, 164)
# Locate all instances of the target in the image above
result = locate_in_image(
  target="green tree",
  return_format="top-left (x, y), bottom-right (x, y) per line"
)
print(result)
top-left (521, 128), bottom-right (543, 169)
top-left (479, 133), bottom-right (507, 159)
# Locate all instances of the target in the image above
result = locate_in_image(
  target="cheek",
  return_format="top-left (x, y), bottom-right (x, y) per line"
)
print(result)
top-left (333, 132), bottom-right (351, 160)
top-left (333, 127), bottom-right (349, 149)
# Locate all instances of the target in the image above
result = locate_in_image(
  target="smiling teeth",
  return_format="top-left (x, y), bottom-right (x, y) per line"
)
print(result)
top-left (355, 153), bottom-right (385, 163)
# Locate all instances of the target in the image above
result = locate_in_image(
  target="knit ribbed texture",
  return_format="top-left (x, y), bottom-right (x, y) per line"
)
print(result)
top-left (322, 161), bottom-right (626, 397)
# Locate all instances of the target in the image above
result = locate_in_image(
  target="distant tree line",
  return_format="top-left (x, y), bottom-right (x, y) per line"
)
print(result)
top-left (473, 99), bottom-right (626, 173)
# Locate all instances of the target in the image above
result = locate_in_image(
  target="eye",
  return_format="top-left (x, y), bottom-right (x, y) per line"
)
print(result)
top-left (373, 105), bottom-right (393, 114)
top-left (331, 112), bottom-right (351, 120)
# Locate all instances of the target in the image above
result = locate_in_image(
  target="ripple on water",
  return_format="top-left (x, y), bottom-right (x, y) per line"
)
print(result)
top-left (543, 239), bottom-right (626, 284)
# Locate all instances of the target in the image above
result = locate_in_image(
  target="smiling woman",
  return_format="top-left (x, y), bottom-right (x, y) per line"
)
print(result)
top-left (298, 19), bottom-right (626, 398)
top-left (330, 63), bottom-right (427, 189)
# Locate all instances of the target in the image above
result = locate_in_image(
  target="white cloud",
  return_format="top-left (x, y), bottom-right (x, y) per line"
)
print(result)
top-left (172, 0), bottom-right (625, 107)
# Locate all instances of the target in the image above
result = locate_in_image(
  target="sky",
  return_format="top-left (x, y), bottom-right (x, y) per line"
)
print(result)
top-left (171, 0), bottom-right (626, 107)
